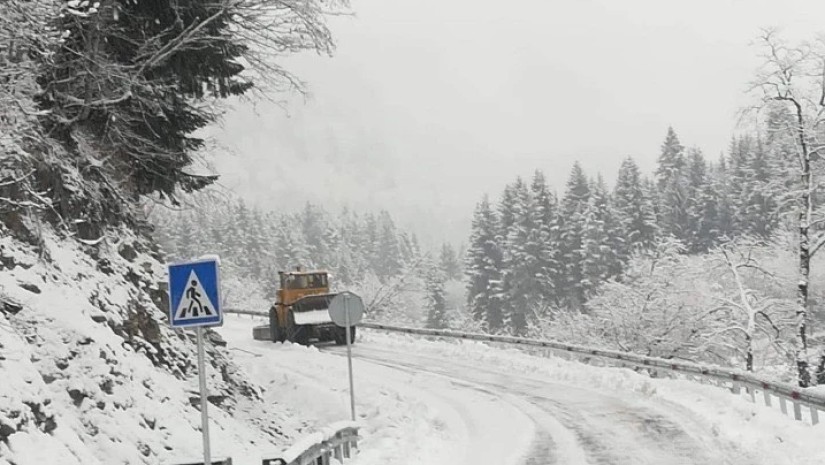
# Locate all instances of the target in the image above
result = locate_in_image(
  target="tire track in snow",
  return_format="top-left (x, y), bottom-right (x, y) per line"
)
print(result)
top-left (328, 343), bottom-right (759, 465)
top-left (328, 347), bottom-right (579, 464)
top-left (352, 355), bottom-right (551, 465)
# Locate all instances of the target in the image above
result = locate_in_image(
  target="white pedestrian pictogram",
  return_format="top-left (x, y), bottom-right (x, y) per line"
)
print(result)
top-left (175, 271), bottom-right (216, 320)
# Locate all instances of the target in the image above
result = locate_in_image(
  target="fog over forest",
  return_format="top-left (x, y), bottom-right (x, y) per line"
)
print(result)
top-left (204, 0), bottom-right (825, 246)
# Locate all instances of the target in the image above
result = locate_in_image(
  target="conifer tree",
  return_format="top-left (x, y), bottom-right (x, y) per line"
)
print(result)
top-left (713, 155), bottom-right (735, 241)
top-left (376, 211), bottom-right (403, 278)
top-left (740, 138), bottom-right (778, 237)
top-left (656, 127), bottom-right (686, 190)
top-left (685, 148), bottom-right (709, 252)
top-left (425, 264), bottom-right (449, 329)
top-left (655, 128), bottom-right (690, 241)
top-left (613, 157), bottom-right (657, 258)
top-left (692, 162), bottom-right (722, 252)
top-left (530, 170), bottom-right (561, 305)
top-left (558, 163), bottom-right (591, 309)
top-left (439, 243), bottom-right (462, 280)
top-left (581, 176), bottom-right (623, 296)
top-left (465, 195), bottom-right (504, 330)
top-left (501, 178), bottom-right (536, 334)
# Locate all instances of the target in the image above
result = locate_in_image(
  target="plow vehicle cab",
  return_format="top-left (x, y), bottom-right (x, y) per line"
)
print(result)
top-left (253, 268), bottom-right (355, 345)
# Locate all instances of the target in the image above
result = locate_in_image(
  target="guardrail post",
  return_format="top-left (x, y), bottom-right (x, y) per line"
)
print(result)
top-left (779, 397), bottom-right (788, 415)
top-left (810, 407), bottom-right (819, 425)
top-left (793, 401), bottom-right (803, 421)
top-left (333, 444), bottom-right (343, 462)
top-left (763, 390), bottom-right (772, 407)
top-left (343, 441), bottom-right (351, 459)
top-left (747, 387), bottom-right (755, 403)
top-left (731, 382), bottom-right (741, 395)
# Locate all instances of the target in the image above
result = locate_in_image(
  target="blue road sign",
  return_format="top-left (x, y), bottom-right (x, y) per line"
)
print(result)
top-left (168, 258), bottom-right (223, 328)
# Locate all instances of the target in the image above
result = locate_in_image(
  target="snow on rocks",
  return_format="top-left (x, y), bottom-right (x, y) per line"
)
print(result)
top-left (0, 230), bottom-right (301, 465)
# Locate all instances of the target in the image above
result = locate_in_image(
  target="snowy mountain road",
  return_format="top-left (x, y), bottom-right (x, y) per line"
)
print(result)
top-left (321, 343), bottom-right (761, 465)
top-left (219, 316), bottom-right (817, 465)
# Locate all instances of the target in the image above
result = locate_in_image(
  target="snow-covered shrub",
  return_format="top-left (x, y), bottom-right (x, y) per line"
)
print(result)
top-left (531, 237), bottom-right (801, 377)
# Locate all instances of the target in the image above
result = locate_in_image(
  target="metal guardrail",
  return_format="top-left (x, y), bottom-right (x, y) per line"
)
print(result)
top-left (172, 423), bottom-right (359, 465)
top-left (226, 308), bottom-right (269, 317)
top-left (224, 309), bottom-right (825, 425)
top-left (263, 421), bottom-right (360, 465)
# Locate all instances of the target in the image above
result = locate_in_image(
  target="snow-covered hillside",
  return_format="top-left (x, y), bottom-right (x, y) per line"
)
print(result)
top-left (0, 231), bottom-right (323, 465)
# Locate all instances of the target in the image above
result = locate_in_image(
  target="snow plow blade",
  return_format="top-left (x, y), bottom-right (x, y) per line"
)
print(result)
top-left (291, 293), bottom-right (336, 325)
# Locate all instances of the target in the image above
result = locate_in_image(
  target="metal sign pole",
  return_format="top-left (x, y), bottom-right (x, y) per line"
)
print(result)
top-left (196, 326), bottom-right (212, 465)
top-left (344, 295), bottom-right (356, 422)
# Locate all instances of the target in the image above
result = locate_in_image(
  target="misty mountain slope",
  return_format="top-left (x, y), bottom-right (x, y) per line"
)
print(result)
top-left (0, 229), bottom-right (311, 465)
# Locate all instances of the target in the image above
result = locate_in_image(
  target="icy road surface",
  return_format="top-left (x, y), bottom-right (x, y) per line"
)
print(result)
top-left (218, 315), bottom-right (824, 465)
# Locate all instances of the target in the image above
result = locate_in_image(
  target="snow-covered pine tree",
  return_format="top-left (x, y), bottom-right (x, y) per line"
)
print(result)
top-left (713, 155), bottom-right (735, 242)
top-left (727, 136), bottom-right (752, 238)
top-left (581, 176), bottom-right (623, 297)
top-left (558, 162), bottom-right (591, 309)
top-left (399, 232), bottom-right (423, 271)
top-left (233, 200), bottom-right (254, 272)
top-left (496, 182), bottom-right (518, 330)
top-left (684, 147), bottom-right (709, 252)
top-left (175, 212), bottom-right (201, 260)
top-left (363, 213), bottom-right (381, 275)
top-left (425, 264), bottom-right (449, 329)
top-left (656, 127), bottom-right (687, 190)
top-left (613, 157), bottom-right (657, 258)
top-left (501, 178), bottom-right (538, 335)
top-left (301, 203), bottom-right (330, 269)
top-left (376, 211), bottom-right (403, 279)
top-left (340, 209), bottom-right (370, 279)
top-left (655, 128), bottom-right (690, 242)
top-left (439, 243), bottom-right (463, 280)
top-left (465, 195), bottom-right (504, 331)
top-left (691, 161), bottom-right (723, 252)
top-left (739, 137), bottom-right (779, 238)
top-left (530, 170), bottom-right (561, 306)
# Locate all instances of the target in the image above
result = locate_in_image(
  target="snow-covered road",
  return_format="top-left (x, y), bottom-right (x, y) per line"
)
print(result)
top-left (323, 343), bottom-right (759, 465)
top-left (218, 316), bottom-right (824, 465)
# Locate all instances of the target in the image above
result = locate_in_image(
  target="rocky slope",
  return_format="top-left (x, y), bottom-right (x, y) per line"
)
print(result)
top-left (0, 228), bottom-right (307, 464)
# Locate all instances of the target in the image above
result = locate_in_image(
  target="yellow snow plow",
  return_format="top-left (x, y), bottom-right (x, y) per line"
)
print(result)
top-left (252, 268), bottom-right (355, 345)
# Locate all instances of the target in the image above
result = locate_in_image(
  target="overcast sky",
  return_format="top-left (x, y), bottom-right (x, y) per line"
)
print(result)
top-left (207, 0), bottom-right (825, 248)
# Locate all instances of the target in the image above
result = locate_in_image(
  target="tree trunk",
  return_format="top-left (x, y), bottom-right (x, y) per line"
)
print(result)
top-left (746, 332), bottom-right (754, 372)
top-left (794, 102), bottom-right (812, 387)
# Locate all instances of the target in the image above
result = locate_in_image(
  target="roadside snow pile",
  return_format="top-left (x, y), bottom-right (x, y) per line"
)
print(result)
top-left (359, 330), bottom-right (825, 464)
top-left (0, 231), bottom-right (302, 465)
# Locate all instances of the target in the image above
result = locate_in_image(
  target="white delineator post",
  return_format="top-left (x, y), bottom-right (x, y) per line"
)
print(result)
top-left (197, 326), bottom-right (212, 465)
top-left (345, 294), bottom-right (356, 422)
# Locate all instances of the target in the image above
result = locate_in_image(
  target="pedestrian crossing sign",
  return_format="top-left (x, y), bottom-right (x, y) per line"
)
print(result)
top-left (168, 257), bottom-right (223, 328)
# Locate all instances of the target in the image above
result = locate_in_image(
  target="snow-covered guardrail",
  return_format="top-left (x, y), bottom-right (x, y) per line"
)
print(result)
top-left (224, 309), bottom-right (825, 425)
top-left (262, 421), bottom-right (360, 465)
top-left (172, 422), bottom-right (359, 465)
top-left (357, 322), bottom-right (825, 426)
top-left (226, 308), bottom-right (269, 317)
